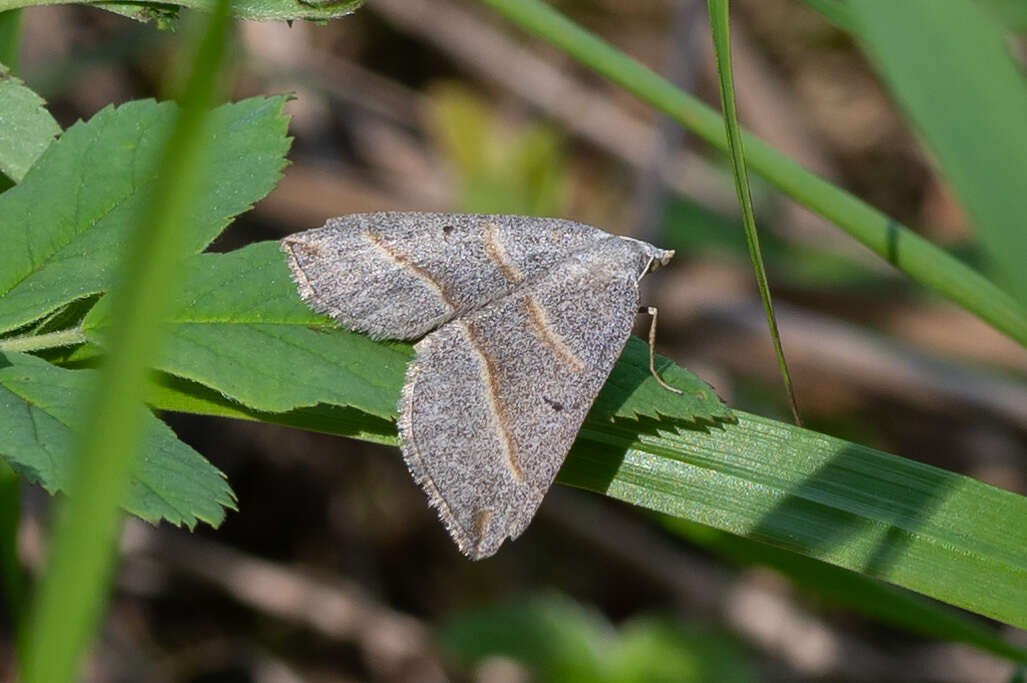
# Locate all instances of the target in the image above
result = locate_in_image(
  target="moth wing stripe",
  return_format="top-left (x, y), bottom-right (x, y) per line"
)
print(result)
top-left (483, 221), bottom-right (524, 283)
top-left (459, 321), bottom-right (525, 483)
top-left (364, 230), bottom-right (458, 312)
top-left (471, 509), bottom-right (493, 555)
top-left (524, 295), bottom-right (586, 373)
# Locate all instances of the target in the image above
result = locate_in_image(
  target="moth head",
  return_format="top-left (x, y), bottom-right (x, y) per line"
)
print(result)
top-left (649, 248), bottom-right (675, 272)
top-left (620, 236), bottom-right (675, 273)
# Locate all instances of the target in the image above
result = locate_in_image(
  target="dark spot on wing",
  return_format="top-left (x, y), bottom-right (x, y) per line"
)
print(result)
top-left (543, 396), bottom-right (564, 412)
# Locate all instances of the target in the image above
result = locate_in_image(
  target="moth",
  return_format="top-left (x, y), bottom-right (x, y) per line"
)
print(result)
top-left (282, 213), bottom-right (675, 559)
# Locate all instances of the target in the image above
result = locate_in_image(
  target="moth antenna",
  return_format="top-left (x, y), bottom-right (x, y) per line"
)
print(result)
top-left (636, 254), bottom-right (656, 285)
top-left (642, 306), bottom-right (682, 394)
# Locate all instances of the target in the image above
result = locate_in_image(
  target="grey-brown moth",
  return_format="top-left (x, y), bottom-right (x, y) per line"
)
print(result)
top-left (282, 213), bottom-right (673, 559)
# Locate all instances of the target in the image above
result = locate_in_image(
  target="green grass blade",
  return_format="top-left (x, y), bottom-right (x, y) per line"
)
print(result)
top-left (475, 0), bottom-right (1027, 348)
top-left (706, 0), bottom-right (800, 424)
top-left (146, 343), bottom-right (1027, 634)
top-left (852, 0), bottom-right (1027, 308)
top-left (19, 2), bottom-right (233, 681)
top-left (561, 413), bottom-right (1027, 631)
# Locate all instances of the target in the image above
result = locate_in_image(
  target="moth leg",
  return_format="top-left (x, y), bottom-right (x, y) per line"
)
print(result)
top-left (640, 306), bottom-right (682, 395)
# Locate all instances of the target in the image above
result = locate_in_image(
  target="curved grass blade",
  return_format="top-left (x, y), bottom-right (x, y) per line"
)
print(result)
top-left (706, 0), bottom-right (800, 424)
top-left (474, 0), bottom-right (1027, 348)
top-left (563, 413), bottom-right (1027, 631)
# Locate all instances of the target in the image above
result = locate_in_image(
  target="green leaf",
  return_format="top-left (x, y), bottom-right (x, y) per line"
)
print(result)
top-left (147, 371), bottom-right (400, 445)
top-left (0, 63), bottom-right (60, 183)
top-left (0, 96), bottom-right (290, 335)
top-left (0, 351), bottom-right (235, 528)
top-left (0, 0), bottom-right (363, 23)
top-left (92, 2), bottom-right (181, 27)
top-left (853, 0), bottom-right (1027, 307)
top-left (84, 241), bottom-right (730, 424)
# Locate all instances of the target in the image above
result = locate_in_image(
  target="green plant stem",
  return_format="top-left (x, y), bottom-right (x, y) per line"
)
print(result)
top-left (0, 327), bottom-right (86, 353)
top-left (707, 0), bottom-right (801, 425)
top-left (476, 0), bottom-right (1027, 348)
top-left (18, 2), bottom-right (232, 681)
top-left (0, 9), bottom-right (21, 70)
top-left (0, 459), bottom-right (23, 630)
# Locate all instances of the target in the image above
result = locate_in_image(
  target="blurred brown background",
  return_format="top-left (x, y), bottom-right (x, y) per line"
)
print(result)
top-left (5, 0), bottom-right (1027, 681)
